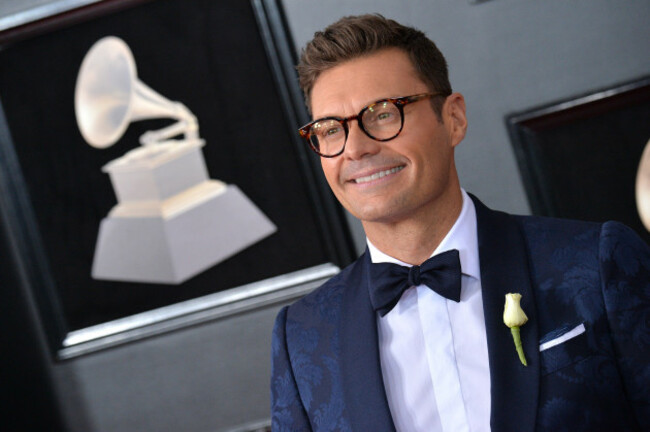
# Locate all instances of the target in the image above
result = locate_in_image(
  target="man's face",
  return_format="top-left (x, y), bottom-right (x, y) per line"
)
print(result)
top-left (310, 48), bottom-right (466, 227)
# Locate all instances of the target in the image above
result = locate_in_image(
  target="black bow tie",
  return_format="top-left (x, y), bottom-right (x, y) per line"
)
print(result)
top-left (368, 249), bottom-right (462, 317)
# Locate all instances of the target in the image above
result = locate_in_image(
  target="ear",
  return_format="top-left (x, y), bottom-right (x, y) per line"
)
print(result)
top-left (443, 93), bottom-right (467, 147)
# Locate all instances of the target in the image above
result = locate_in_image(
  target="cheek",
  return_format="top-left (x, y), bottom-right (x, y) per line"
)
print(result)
top-left (406, 134), bottom-right (452, 186)
top-left (320, 160), bottom-right (341, 189)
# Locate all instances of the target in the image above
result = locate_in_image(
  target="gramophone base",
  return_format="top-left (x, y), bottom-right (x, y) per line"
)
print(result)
top-left (91, 185), bottom-right (276, 284)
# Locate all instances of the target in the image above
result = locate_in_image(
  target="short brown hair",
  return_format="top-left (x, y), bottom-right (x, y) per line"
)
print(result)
top-left (297, 14), bottom-right (452, 116)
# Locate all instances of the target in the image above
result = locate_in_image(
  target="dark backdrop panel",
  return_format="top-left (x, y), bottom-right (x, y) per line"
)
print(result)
top-left (0, 222), bottom-right (64, 431)
top-left (0, 0), bottom-right (352, 335)
top-left (507, 77), bottom-right (650, 245)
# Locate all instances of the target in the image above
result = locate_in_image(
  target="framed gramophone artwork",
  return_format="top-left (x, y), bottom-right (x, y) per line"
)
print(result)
top-left (0, 0), bottom-right (355, 358)
top-left (506, 76), bottom-right (650, 245)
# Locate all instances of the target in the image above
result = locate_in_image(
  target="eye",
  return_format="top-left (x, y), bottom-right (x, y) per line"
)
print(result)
top-left (364, 102), bottom-right (399, 126)
top-left (324, 126), bottom-right (341, 136)
top-left (313, 120), bottom-right (343, 140)
top-left (377, 112), bottom-right (393, 121)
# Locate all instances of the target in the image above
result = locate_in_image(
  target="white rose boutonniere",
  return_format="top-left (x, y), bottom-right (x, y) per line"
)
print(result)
top-left (503, 293), bottom-right (528, 366)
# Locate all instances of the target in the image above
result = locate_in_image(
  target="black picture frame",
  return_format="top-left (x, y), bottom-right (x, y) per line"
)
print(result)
top-left (0, 0), bottom-right (355, 358)
top-left (506, 76), bottom-right (650, 244)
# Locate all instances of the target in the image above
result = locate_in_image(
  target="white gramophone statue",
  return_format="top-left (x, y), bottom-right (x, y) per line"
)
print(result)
top-left (75, 36), bottom-right (276, 284)
top-left (636, 138), bottom-right (650, 233)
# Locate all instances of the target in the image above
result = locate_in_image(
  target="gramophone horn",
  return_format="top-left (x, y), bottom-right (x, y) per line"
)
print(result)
top-left (74, 36), bottom-right (186, 148)
top-left (636, 138), bottom-right (650, 232)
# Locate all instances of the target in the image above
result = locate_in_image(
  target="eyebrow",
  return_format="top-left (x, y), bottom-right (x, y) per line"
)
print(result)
top-left (312, 94), bottom-right (404, 120)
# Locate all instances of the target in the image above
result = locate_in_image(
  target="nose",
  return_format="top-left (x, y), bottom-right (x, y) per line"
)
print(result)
top-left (344, 122), bottom-right (381, 160)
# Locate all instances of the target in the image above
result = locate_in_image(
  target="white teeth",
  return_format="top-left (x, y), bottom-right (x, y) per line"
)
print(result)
top-left (354, 166), bottom-right (404, 184)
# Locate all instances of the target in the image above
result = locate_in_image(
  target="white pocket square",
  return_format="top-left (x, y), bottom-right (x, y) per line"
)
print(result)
top-left (539, 323), bottom-right (586, 352)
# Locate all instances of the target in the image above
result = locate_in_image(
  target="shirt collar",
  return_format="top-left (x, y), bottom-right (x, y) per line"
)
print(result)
top-left (367, 189), bottom-right (480, 280)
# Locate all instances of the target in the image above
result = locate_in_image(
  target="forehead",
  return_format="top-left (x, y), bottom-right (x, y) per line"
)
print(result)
top-left (310, 48), bottom-right (428, 118)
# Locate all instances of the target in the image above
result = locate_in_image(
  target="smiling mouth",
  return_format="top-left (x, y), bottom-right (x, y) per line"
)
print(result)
top-left (353, 166), bottom-right (404, 184)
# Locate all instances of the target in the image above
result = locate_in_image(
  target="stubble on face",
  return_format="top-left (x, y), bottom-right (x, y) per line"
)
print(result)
top-left (310, 48), bottom-right (464, 260)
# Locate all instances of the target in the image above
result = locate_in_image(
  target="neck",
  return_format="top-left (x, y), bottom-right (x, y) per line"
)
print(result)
top-left (363, 187), bottom-right (463, 265)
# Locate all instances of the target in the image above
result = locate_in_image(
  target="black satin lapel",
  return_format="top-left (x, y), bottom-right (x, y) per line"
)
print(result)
top-left (472, 195), bottom-right (540, 432)
top-left (339, 251), bottom-right (396, 432)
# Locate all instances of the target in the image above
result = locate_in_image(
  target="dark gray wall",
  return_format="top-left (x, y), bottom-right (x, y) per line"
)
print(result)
top-left (1, 1), bottom-right (649, 431)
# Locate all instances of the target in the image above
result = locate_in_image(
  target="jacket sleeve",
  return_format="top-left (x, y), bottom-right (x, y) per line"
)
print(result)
top-left (270, 306), bottom-right (311, 432)
top-left (599, 221), bottom-right (650, 427)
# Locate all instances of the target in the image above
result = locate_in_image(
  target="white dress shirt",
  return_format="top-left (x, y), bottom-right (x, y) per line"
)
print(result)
top-left (368, 189), bottom-right (491, 432)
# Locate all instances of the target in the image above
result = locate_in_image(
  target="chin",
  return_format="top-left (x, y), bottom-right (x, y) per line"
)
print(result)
top-left (349, 203), bottom-right (408, 225)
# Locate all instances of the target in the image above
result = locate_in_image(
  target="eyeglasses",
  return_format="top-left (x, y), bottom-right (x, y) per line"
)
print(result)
top-left (298, 93), bottom-right (444, 158)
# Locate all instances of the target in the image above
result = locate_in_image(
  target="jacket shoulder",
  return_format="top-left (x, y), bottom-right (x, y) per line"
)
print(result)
top-left (284, 254), bottom-right (366, 324)
top-left (513, 215), bottom-right (647, 263)
top-left (515, 213), bottom-right (601, 238)
top-left (513, 214), bottom-right (603, 257)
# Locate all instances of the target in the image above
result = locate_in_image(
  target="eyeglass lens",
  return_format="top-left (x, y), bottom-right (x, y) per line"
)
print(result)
top-left (308, 100), bottom-right (403, 156)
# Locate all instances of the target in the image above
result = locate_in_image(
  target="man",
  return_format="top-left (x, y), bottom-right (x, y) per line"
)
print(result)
top-left (270, 14), bottom-right (649, 432)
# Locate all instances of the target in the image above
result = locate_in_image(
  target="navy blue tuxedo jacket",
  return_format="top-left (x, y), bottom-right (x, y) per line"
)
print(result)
top-left (271, 197), bottom-right (650, 431)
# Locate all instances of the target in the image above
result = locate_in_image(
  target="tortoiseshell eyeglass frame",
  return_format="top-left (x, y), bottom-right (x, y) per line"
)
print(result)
top-left (298, 92), bottom-right (446, 158)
